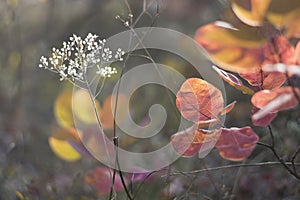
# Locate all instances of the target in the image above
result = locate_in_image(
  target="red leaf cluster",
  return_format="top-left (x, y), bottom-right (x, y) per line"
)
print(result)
top-left (171, 78), bottom-right (259, 161)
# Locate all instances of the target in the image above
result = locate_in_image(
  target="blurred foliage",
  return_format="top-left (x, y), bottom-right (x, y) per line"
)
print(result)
top-left (0, 0), bottom-right (300, 199)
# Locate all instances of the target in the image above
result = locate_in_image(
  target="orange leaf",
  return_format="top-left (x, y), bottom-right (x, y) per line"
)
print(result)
top-left (51, 127), bottom-right (80, 142)
top-left (100, 94), bottom-right (128, 130)
top-left (221, 101), bottom-right (237, 116)
top-left (170, 125), bottom-right (221, 157)
top-left (216, 127), bottom-right (259, 161)
top-left (195, 21), bottom-right (265, 73)
top-left (76, 125), bottom-right (115, 161)
top-left (176, 78), bottom-right (224, 123)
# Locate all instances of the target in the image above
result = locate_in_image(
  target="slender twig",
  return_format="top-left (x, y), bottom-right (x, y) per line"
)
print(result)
top-left (109, 13), bottom-right (135, 199)
top-left (114, 137), bottom-right (133, 200)
top-left (230, 159), bottom-right (246, 200)
top-left (262, 125), bottom-right (300, 180)
top-left (181, 174), bottom-right (199, 199)
top-left (132, 0), bottom-right (157, 27)
top-left (83, 74), bottom-right (117, 199)
top-left (291, 145), bottom-right (300, 173)
top-left (257, 141), bottom-right (272, 148)
top-left (164, 161), bottom-right (300, 176)
top-left (201, 160), bottom-right (220, 195)
top-left (132, 170), bottom-right (161, 199)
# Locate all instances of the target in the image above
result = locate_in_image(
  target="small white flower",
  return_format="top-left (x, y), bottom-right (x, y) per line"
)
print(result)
top-left (38, 33), bottom-right (124, 83)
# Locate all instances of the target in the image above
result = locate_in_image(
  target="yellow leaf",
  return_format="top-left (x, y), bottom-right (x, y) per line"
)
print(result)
top-left (16, 191), bottom-right (24, 200)
top-left (230, 0), bottom-right (300, 37)
top-left (54, 91), bottom-right (74, 128)
top-left (230, 0), bottom-right (271, 26)
top-left (49, 135), bottom-right (81, 161)
top-left (72, 89), bottom-right (100, 124)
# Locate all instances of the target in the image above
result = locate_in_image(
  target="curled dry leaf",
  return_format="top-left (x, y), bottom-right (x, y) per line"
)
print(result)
top-left (212, 65), bottom-right (254, 95)
top-left (170, 125), bottom-right (221, 157)
top-left (176, 78), bottom-right (224, 123)
top-left (216, 127), bottom-right (259, 161)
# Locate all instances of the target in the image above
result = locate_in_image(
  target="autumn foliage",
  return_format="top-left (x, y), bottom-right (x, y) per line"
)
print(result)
top-left (45, 0), bottom-right (300, 197)
top-left (171, 0), bottom-right (300, 164)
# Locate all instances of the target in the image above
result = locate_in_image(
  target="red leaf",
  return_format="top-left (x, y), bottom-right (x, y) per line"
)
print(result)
top-left (239, 36), bottom-right (294, 88)
top-left (216, 127), bottom-right (259, 161)
top-left (251, 87), bottom-right (300, 122)
top-left (262, 72), bottom-right (287, 90)
top-left (239, 71), bottom-right (287, 89)
top-left (251, 87), bottom-right (300, 109)
top-left (251, 107), bottom-right (278, 126)
top-left (170, 125), bottom-right (221, 157)
top-left (176, 78), bottom-right (224, 123)
top-left (85, 167), bottom-right (128, 195)
top-left (262, 36), bottom-right (296, 66)
top-left (212, 66), bottom-right (254, 95)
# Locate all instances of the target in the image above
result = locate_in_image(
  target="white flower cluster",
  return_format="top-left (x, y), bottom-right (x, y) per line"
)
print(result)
top-left (39, 33), bottom-right (125, 81)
